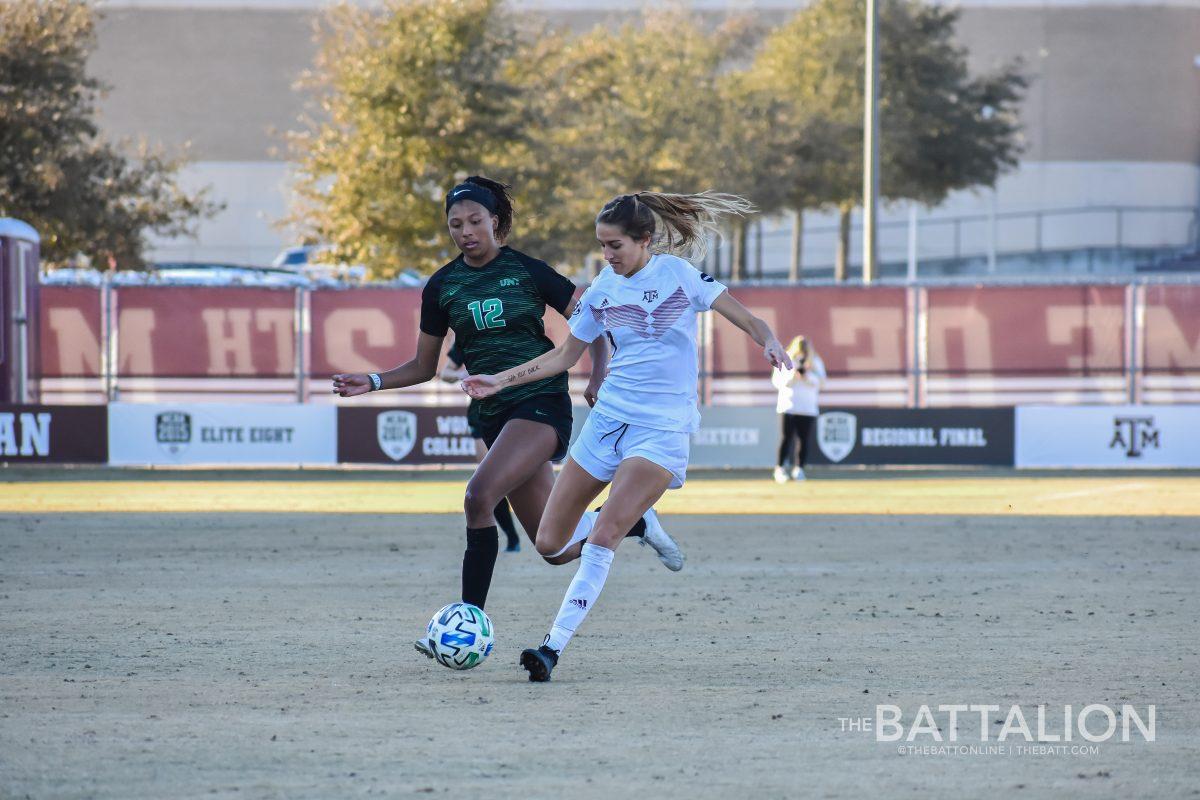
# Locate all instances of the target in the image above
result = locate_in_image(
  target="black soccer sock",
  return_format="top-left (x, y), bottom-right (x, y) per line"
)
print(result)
top-left (493, 498), bottom-right (520, 548)
top-left (593, 505), bottom-right (646, 539)
top-left (462, 526), bottom-right (499, 609)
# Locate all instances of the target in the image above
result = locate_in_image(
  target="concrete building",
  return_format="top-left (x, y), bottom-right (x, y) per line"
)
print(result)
top-left (90, 0), bottom-right (1200, 275)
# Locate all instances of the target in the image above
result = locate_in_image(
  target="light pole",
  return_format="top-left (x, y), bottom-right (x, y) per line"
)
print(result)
top-left (863, 0), bottom-right (881, 284)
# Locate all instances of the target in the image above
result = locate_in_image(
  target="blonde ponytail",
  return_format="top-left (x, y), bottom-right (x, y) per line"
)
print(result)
top-left (596, 191), bottom-right (754, 261)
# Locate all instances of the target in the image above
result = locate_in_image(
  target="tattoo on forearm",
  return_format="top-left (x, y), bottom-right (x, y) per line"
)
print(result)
top-left (505, 364), bottom-right (540, 385)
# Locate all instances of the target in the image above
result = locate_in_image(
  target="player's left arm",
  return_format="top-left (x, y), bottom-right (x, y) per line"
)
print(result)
top-left (564, 288), bottom-right (609, 408)
top-left (461, 335), bottom-right (592, 399)
top-left (710, 292), bottom-right (793, 371)
top-left (581, 336), bottom-right (608, 408)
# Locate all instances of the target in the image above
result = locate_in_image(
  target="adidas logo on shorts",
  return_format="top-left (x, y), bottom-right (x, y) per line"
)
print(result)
top-left (569, 598), bottom-right (588, 610)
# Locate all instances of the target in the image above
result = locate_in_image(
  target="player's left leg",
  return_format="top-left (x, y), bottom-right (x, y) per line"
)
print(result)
top-left (520, 456), bottom-right (673, 682)
top-left (473, 437), bottom-right (521, 551)
top-left (415, 424), bottom-right (554, 661)
top-left (460, 419), bottom-right (559, 609)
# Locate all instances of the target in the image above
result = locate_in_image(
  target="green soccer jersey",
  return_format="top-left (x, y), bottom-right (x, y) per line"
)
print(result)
top-left (420, 246), bottom-right (577, 422)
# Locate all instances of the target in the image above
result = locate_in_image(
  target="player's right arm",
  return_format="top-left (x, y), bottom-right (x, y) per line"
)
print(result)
top-left (332, 332), bottom-right (444, 397)
top-left (461, 335), bottom-right (591, 400)
top-left (439, 341), bottom-right (467, 383)
top-left (771, 366), bottom-right (795, 390)
top-left (334, 269), bottom-right (450, 397)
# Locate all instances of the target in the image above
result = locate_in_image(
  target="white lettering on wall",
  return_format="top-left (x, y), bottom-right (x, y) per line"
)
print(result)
top-left (322, 309), bottom-right (397, 372)
top-left (1045, 305), bottom-right (1124, 369)
top-left (830, 307), bottom-right (905, 371)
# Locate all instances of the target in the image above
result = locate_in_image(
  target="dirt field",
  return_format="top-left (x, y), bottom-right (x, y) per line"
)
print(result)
top-left (2, 476), bottom-right (1198, 797)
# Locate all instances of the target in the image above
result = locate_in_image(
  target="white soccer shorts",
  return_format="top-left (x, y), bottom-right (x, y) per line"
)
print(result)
top-left (569, 410), bottom-right (690, 489)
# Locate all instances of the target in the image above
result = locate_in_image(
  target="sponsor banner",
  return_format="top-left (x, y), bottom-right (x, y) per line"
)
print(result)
top-left (337, 406), bottom-right (478, 465)
top-left (108, 403), bottom-right (335, 465)
top-left (0, 405), bottom-right (107, 463)
top-left (1015, 405), bottom-right (1200, 468)
top-left (806, 407), bottom-right (1015, 466)
top-left (687, 405), bottom-right (778, 468)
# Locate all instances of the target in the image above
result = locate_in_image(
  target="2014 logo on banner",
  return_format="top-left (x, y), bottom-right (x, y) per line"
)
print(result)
top-left (377, 410), bottom-right (417, 462)
top-left (817, 411), bottom-right (857, 463)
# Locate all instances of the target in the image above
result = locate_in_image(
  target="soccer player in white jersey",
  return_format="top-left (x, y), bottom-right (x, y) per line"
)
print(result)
top-left (461, 191), bottom-right (792, 681)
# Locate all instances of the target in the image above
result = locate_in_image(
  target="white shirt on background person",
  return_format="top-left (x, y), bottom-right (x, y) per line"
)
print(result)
top-left (773, 354), bottom-right (825, 417)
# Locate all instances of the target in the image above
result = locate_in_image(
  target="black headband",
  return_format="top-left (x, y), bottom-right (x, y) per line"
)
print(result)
top-left (445, 182), bottom-right (498, 215)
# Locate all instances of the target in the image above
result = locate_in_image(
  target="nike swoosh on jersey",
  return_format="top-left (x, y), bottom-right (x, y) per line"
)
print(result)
top-left (590, 287), bottom-right (689, 339)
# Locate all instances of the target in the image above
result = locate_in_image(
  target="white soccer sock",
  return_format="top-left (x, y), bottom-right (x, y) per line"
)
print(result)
top-left (547, 510), bottom-right (597, 558)
top-left (544, 543), bottom-right (614, 654)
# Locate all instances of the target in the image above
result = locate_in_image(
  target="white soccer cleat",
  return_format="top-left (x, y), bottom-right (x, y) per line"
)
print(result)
top-left (414, 637), bottom-right (436, 660)
top-left (773, 466), bottom-right (789, 483)
top-left (791, 466), bottom-right (806, 481)
top-left (639, 508), bottom-right (684, 571)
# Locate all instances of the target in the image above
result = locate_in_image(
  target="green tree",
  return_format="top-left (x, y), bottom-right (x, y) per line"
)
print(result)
top-left (721, 59), bottom-right (850, 280)
top-left (748, 0), bottom-right (1026, 280)
top-left (508, 10), bottom-right (738, 268)
top-left (289, 5), bottom-right (777, 276)
top-left (0, 0), bottom-right (219, 268)
top-left (287, 0), bottom-right (526, 277)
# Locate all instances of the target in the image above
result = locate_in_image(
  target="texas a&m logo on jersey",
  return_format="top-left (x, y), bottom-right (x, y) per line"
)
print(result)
top-left (642, 290), bottom-right (659, 303)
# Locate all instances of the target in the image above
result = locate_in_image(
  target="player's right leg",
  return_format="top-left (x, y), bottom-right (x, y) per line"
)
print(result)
top-left (531, 457), bottom-right (609, 561)
top-left (775, 414), bottom-right (792, 483)
top-left (504, 410), bottom-right (677, 568)
top-left (531, 410), bottom-right (682, 568)
top-left (521, 456), bottom-right (673, 682)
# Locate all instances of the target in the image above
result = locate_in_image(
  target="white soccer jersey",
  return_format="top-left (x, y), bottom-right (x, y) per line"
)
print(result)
top-left (568, 253), bottom-right (727, 433)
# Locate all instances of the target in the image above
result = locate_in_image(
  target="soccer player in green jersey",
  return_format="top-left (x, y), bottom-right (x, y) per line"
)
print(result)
top-left (332, 176), bottom-right (682, 661)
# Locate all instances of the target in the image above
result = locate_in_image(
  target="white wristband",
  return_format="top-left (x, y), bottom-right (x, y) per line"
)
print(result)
top-left (368, 373), bottom-right (383, 391)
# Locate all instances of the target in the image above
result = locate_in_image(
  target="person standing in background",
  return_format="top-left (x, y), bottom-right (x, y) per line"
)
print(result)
top-left (772, 335), bottom-right (825, 482)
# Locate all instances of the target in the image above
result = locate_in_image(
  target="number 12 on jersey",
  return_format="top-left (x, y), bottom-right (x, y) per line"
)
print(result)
top-left (467, 299), bottom-right (506, 330)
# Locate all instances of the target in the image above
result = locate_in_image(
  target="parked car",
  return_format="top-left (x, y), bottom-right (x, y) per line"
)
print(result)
top-left (272, 244), bottom-right (420, 286)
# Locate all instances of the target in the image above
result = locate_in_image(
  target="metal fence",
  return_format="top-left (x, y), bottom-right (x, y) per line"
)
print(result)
top-left (37, 278), bottom-right (1200, 409)
top-left (707, 205), bottom-right (1200, 281)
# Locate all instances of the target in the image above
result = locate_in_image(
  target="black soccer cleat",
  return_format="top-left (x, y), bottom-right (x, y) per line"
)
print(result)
top-left (519, 645), bottom-right (559, 682)
top-left (505, 539), bottom-right (521, 553)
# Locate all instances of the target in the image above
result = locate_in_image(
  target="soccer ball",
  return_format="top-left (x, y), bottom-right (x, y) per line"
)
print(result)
top-left (424, 602), bottom-right (495, 670)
